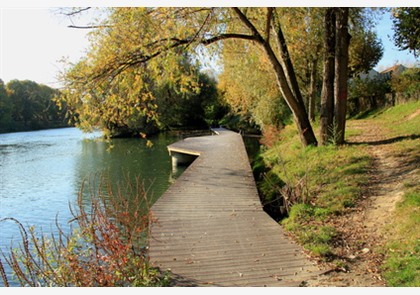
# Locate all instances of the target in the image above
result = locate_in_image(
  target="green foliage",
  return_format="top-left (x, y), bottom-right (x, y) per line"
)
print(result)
top-left (391, 66), bottom-right (420, 99)
top-left (391, 7), bottom-right (420, 57)
top-left (348, 75), bottom-right (390, 116)
top-left (255, 168), bottom-right (286, 218)
top-left (0, 80), bottom-right (13, 130)
top-left (261, 124), bottom-right (370, 211)
top-left (349, 30), bottom-right (384, 76)
top-left (0, 79), bottom-right (68, 133)
top-left (58, 7), bottom-right (388, 146)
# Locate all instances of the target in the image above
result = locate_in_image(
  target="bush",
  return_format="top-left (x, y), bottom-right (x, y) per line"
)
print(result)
top-left (0, 176), bottom-right (170, 287)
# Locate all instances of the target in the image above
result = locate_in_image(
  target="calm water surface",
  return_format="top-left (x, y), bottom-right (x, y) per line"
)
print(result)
top-left (0, 127), bottom-right (188, 286)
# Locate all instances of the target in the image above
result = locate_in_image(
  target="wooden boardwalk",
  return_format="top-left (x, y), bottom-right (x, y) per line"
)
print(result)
top-left (148, 129), bottom-right (321, 286)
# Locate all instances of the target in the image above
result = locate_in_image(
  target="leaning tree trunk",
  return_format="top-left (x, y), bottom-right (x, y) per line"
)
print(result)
top-left (269, 19), bottom-right (318, 146)
top-left (232, 7), bottom-right (318, 147)
top-left (263, 35), bottom-right (318, 147)
top-left (334, 7), bottom-right (350, 145)
top-left (320, 8), bottom-right (336, 145)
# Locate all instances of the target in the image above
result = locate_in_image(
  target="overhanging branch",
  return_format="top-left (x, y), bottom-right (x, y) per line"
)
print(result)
top-left (89, 32), bottom-right (258, 82)
top-left (232, 7), bottom-right (265, 43)
top-left (68, 25), bottom-right (112, 29)
top-left (63, 7), bottom-right (91, 16)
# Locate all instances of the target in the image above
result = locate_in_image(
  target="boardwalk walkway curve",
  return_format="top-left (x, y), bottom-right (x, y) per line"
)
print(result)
top-left (149, 128), bottom-right (321, 286)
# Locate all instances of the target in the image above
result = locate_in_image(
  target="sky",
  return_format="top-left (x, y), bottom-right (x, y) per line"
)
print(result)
top-left (1, 3), bottom-right (419, 88)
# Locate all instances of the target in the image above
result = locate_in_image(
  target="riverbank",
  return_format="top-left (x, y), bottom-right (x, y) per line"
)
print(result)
top-left (256, 100), bottom-right (419, 286)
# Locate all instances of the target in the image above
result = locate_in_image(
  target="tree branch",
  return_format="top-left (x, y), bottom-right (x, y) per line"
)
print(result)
top-left (63, 7), bottom-right (91, 16)
top-left (201, 33), bottom-right (259, 45)
top-left (68, 25), bottom-right (112, 29)
top-left (82, 30), bottom-right (259, 85)
top-left (266, 8), bottom-right (274, 42)
top-left (232, 7), bottom-right (265, 43)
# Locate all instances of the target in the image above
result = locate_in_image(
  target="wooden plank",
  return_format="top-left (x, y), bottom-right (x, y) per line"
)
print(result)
top-left (149, 129), bottom-right (321, 286)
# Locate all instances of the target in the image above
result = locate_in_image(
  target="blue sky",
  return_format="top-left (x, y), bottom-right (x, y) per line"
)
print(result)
top-left (1, 6), bottom-right (418, 88)
top-left (373, 10), bottom-right (419, 71)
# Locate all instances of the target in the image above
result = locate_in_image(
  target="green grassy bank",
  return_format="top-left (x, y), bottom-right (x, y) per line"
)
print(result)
top-left (255, 100), bottom-right (419, 286)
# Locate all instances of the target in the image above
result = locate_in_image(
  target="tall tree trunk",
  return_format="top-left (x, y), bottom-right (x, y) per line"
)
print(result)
top-left (320, 8), bottom-right (336, 145)
top-left (334, 8), bottom-right (350, 145)
top-left (308, 58), bottom-right (317, 121)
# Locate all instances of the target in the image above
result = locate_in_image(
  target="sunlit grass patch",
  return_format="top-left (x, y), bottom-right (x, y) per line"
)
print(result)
top-left (382, 190), bottom-right (420, 286)
top-left (372, 100), bottom-right (420, 136)
top-left (257, 123), bottom-right (372, 259)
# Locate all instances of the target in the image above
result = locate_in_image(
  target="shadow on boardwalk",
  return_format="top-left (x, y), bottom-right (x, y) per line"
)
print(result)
top-left (148, 129), bottom-right (323, 286)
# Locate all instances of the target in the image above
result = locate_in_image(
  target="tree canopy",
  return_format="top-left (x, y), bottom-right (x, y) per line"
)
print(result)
top-left (59, 7), bottom-right (390, 146)
top-left (391, 7), bottom-right (420, 57)
top-left (59, 8), bottom-right (225, 138)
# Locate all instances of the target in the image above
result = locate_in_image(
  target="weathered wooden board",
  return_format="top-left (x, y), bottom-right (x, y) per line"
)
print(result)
top-left (149, 129), bottom-right (321, 286)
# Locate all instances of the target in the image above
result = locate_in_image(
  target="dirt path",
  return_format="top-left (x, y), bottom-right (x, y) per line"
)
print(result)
top-left (306, 119), bottom-right (418, 287)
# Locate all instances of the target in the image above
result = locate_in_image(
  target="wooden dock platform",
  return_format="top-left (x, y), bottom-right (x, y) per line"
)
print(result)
top-left (148, 128), bottom-right (321, 286)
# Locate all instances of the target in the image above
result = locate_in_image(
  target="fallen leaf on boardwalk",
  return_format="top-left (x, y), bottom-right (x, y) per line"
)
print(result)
top-left (270, 275), bottom-right (282, 281)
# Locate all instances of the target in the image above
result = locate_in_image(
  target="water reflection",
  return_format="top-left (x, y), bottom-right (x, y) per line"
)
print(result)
top-left (0, 128), bottom-right (187, 286)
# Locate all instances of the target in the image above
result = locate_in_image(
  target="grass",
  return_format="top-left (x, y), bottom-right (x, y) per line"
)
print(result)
top-left (372, 100), bottom-right (420, 136)
top-left (256, 100), bottom-right (420, 283)
top-left (256, 122), bottom-right (373, 259)
top-left (368, 101), bottom-right (420, 286)
top-left (382, 189), bottom-right (420, 286)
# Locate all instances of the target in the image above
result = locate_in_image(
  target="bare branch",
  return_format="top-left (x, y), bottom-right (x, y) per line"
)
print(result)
top-left (68, 25), bottom-right (112, 29)
top-left (201, 33), bottom-right (258, 45)
top-left (64, 7), bottom-right (92, 16)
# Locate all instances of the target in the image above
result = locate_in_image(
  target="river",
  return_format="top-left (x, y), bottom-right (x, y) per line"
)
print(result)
top-left (0, 127), bottom-right (193, 286)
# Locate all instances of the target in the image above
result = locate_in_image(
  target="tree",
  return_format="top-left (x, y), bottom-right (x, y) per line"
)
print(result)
top-left (59, 8), bottom-right (223, 138)
top-left (334, 7), bottom-right (350, 145)
top-left (349, 30), bottom-right (383, 77)
top-left (320, 8), bottom-right (336, 145)
top-left (319, 8), bottom-right (351, 145)
top-left (218, 8), bottom-right (327, 131)
top-left (63, 7), bottom-right (381, 146)
top-left (279, 8), bottom-right (324, 122)
top-left (391, 7), bottom-right (420, 57)
top-left (61, 7), bottom-right (319, 146)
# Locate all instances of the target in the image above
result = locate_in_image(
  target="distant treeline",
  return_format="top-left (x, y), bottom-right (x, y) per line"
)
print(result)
top-left (0, 79), bottom-right (70, 133)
